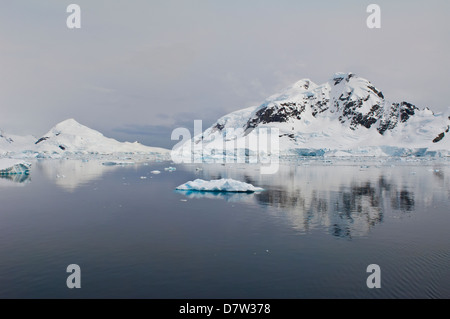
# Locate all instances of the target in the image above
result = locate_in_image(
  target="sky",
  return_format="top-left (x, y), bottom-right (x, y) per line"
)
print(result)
top-left (1, 0), bottom-right (449, 148)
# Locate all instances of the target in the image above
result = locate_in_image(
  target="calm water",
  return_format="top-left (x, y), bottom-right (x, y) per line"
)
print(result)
top-left (0, 159), bottom-right (449, 298)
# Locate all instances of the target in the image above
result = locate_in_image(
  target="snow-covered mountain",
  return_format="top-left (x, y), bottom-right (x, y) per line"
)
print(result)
top-left (34, 119), bottom-right (169, 156)
top-left (1, 119), bottom-right (169, 158)
top-left (176, 72), bottom-right (450, 158)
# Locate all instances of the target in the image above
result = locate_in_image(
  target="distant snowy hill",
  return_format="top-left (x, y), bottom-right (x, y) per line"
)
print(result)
top-left (175, 72), bottom-right (450, 158)
top-left (1, 119), bottom-right (169, 158)
top-left (34, 119), bottom-right (169, 156)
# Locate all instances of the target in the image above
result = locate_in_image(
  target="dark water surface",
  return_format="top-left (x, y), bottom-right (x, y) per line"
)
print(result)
top-left (0, 159), bottom-right (449, 298)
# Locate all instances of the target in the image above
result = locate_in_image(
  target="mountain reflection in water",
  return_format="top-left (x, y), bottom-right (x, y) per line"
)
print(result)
top-left (192, 161), bottom-right (448, 239)
top-left (3, 159), bottom-right (447, 240)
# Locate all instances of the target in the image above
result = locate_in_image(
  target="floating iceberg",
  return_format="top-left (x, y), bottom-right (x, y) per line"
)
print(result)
top-left (0, 159), bottom-right (31, 175)
top-left (176, 178), bottom-right (264, 193)
top-left (164, 167), bottom-right (176, 171)
top-left (151, 170), bottom-right (161, 174)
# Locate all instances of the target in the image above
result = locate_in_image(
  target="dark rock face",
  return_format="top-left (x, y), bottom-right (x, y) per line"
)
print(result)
top-left (398, 102), bottom-right (417, 122)
top-left (210, 123), bottom-right (225, 134)
top-left (377, 102), bottom-right (418, 135)
top-left (279, 133), bottom-right (295, 139)
top-left (311, 99), bottom-right (329, 117)
top-left (433, 132), bottom-right (445, 143)
top-left (245, 102), bottom-right (306, 131)
top-left (333, 73), bottom-right (354, 86)
top-left (338, 99), bottom-right (383, 130)
top-left (333, 76), bottom-right (344, 85)
top-left (243, 78), bottom-right (422, 136)
top-left (35, 137), bottom-right (49, 144)
top-left (367, 85), bottom-right (384, 99)
top-left (352, 104), bottom-right (382, 129)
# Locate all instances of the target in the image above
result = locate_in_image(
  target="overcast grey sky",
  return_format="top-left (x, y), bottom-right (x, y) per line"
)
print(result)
top-left (1, 0), bottom-right (449, 148)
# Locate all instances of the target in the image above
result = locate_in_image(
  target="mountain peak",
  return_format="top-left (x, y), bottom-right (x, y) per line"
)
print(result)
top-left (54, 118), bottom-right (83, 129)
top-left (185, 72), bottom-right (450, 157)
top-left (329, 72), bottom-right (356, 85)
top-left (49, 118), bottom-right (101, 137)
top-left (292, 79), bottom-right (315, 90)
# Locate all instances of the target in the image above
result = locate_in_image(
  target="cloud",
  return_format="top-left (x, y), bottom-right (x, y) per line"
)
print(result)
top-left (86, 86), bottom-right (115, 94)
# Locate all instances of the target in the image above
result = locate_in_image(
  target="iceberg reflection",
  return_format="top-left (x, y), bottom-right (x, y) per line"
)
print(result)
top-left (175, 189), bottom-right (257, 202)
top-left (0, 173), bottom-right (31, 185)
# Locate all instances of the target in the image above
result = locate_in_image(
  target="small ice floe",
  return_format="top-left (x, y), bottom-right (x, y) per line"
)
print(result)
top-left (164, 167), bottom-right (176, 172)
top-left (0, 160), bottom-right (31, 175)
top-left (56, 174), bottom-right (66, 179)
top-left (195, 167), bottom-right (203, 171)
top-left (140, 176), bottom-right (147, 179)
top-left (151, 170), bottom-right (161, 174)
top-left (175, 178), bottom-right (264, 193)
top-left (180, 199), bottom-right (187, 202)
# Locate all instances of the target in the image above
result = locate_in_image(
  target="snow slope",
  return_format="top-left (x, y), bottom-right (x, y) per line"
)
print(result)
top-left (0, 130), bottom-right (36, 156)
top-left (175, 72), bottom-right (450, 158)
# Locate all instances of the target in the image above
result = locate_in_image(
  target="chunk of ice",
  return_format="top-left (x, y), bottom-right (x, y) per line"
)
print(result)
top-left (176, 178), bottom-right (264, 193)
top-left (0, 159), bottom-right (31, 175)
